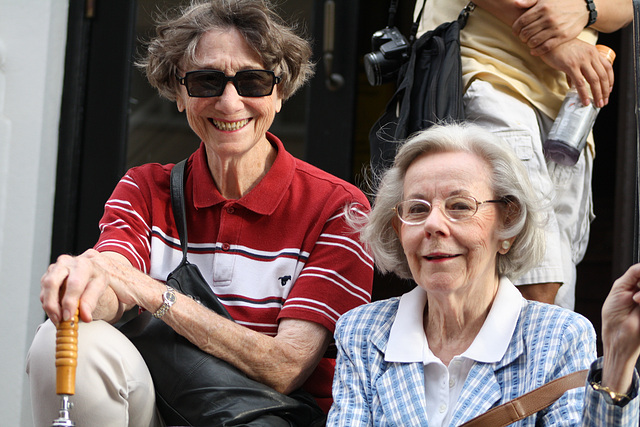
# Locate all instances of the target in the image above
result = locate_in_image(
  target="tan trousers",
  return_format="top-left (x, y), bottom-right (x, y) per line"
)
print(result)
top-left (26, 319), bottom-right (165, 427)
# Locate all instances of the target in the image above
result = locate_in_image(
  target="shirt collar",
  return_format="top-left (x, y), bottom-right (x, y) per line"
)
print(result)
top-left (191, 132), bottom-right (295, 215)
top-left (385, 286), bottom-right (428, 363)
top-left (461, 276), bottom-right (523, 363)
top-left (385, 277), bottom-right (523, 364)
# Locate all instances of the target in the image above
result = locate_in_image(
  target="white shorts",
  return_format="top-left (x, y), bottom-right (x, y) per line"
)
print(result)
top-left (463, 80), bottom-right (594, 309)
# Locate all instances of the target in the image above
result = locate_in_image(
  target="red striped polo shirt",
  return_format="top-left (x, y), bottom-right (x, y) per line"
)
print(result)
top-left (95, 132), bottom-right (374, 411)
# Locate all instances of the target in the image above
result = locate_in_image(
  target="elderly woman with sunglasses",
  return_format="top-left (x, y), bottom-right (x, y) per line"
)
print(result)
top-left (27, 1), bottom-right (373, 425)
top-left (327, 123), bottom-right (640, 426)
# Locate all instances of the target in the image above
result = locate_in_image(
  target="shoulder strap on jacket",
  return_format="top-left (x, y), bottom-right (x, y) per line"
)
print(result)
top-left (460, 369), bottom-right (588, 427)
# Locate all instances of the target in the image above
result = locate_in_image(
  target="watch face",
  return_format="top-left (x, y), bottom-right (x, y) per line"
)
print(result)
top-left (165, 291), bottom-right (177, 304)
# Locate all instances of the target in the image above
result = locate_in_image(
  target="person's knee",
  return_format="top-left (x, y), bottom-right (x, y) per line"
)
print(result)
top-left (28, 318), bottom-right (153, 388)
top-left (27, 320), bottom-right (57, 385)
top-left (27, 319), bottom-right (158, 426)
top-left (71, 320), bottom-right (153, 398)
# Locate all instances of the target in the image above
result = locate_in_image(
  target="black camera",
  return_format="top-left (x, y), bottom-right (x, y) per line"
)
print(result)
top-left (364, 26), bottom-right (410, 86)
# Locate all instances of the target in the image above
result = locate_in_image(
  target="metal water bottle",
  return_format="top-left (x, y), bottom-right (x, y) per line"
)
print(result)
top-left (543, 45), bottom-right (615, 166)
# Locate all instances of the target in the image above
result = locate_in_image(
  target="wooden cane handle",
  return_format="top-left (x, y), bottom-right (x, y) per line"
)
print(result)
top-left (55, 308), bottom-right (79, 396)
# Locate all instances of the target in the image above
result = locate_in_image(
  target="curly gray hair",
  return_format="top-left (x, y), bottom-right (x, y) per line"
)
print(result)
top-left (357, 123), bottom-right (546, 281)
top-left (137, 0), bottom-right (314, 102)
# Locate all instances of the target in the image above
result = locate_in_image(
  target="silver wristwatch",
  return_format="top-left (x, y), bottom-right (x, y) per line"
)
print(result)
top-left (153, 286), bottom-right (177, 319)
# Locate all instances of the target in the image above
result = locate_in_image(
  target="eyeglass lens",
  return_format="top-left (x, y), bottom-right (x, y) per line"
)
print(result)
top-left (396, 197), bottom-right (480, 224)
top-left (183, 70), bottom-right (278, 97)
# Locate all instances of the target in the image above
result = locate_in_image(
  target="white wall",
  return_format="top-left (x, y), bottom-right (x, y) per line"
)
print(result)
top-left (0, 1), bottom-right (69, 425)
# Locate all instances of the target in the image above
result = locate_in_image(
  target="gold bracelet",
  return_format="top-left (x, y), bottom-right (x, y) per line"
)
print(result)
top-left (591, 381), bottom-right (631, 405)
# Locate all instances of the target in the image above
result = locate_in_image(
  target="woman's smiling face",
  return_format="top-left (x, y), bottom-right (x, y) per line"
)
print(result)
top-left (397, 151), bottom-right (504, 299)
top-left (176, 27), bottom-right (282, 160)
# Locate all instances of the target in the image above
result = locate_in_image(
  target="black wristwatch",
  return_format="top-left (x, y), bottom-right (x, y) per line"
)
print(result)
top-left (153, 286), bottom-right (177, 319)
top-left (585, 0), bottom-right (597, 27)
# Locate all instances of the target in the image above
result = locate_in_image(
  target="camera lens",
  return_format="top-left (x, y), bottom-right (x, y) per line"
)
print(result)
top-left (364, 51), bottom-right (403, 86)
top-left (364, 26), bottom-right (409, 86)
top-left (364, 52), bottom-right (385, 86)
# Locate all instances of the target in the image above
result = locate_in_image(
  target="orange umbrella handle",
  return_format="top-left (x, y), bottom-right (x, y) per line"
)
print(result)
top-left (55, 308), bottom-right (79, 396)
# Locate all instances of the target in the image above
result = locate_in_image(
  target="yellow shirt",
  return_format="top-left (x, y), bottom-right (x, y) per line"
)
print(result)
top-left (414, 0), bottom-right (598, 119)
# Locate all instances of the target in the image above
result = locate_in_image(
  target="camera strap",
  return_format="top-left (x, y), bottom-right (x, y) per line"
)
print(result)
top-left (409, 0), bottom-right (428, 42)
top-left (385, 0), bottom-right (426, 43)
top-left (387, 0), bottom-right (400, 27)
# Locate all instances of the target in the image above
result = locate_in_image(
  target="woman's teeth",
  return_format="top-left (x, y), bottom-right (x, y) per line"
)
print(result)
top-left (211, 118), bottom-right (249, 131)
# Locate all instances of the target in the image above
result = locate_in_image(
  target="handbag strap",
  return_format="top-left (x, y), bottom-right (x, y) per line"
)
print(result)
top-left (168, 159), bottom-right (235, 321)
top-left (170, 159), bottom-right (189, 262)
top-left (460, 369), bottom-right (588, 427)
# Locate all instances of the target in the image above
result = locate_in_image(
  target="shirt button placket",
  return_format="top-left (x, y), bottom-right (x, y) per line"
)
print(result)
top-left (222, 204), bottom-right (235, 251)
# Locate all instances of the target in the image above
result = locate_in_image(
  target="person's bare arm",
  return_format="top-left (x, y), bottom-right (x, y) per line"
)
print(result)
top-left (470, 0), bottom-right (615, 107)
top-left (517, 282), bottom-right (561, 304)
top-left (600, 264), bottom-right (640, 396)
top-left (590, 0), bottom-right (634, 33)
top-left (44, 247), bottom-right (333, 393)
top-left (513, 0), bottom-right (633, 55)
top-left (168, 303), bottom-right (332, 394)
top-left (82, 250), bottom-right (332, 394)
top-left (470, 0), bottom-right (531, 26)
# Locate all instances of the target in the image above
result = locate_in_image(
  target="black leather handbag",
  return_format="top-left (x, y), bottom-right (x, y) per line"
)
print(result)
top-left (369, 1), bottom-right (474, 174)
top-left (118, 159), bottom-right (326, 427)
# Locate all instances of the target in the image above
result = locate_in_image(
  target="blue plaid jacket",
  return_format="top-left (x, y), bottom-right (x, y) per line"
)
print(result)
top-left (328, 297), bottom-right (639, 426)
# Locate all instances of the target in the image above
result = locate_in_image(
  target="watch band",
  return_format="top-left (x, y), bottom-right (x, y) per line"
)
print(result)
top-left (153, 286), bottom-right (177, 319)
top-left (585, 0), bottom-right (597, 27)
top-left (591, 381), bottom-right (631, 406)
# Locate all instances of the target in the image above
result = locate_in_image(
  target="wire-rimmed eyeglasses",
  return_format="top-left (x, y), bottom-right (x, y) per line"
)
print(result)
top-left (176, 69), bottom-right (281, 98)
top-left (394, 196), bottom-right (506, 225)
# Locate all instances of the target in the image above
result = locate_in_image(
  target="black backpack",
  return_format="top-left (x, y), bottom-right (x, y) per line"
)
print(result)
top-left (369, 2), bottom-right (474, 174)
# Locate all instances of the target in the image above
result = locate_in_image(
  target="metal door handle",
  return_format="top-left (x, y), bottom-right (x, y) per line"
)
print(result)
top-left (323, 0), bottom-right (345, 91)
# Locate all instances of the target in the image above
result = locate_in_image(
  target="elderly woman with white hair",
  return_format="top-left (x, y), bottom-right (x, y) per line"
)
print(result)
top-left (327, 123), bottom-right (640, 426)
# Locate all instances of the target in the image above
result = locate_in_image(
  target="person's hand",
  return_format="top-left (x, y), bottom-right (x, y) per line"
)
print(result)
top-left (601, 263), bottom-right (640, 394)
top-left (40, 250), bottom-right (108, 324)
top-left (40, 249), bottom-right (138, 324)
top-left (512, 0), bottom-right (589, 56)
top-left (84, 250), bottom-right (164, 310)
top-left (540, 39), bottom-right (613, 108)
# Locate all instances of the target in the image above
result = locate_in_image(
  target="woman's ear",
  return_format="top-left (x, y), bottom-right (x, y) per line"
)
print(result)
top-left (498, 237), bottom-right (516, 255)
top-left (392, 217), bottom-right (401, 237)
top-left (176, 94), bottom-right (186, 112)
top-left (498, 198), bottom-right (519, 255)
top-left (274, 87), bottom-right (283, 113)
top-left (501, 197), bottom-right (521, 228)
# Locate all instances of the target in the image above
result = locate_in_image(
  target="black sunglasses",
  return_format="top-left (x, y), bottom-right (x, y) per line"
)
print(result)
top-left (176, 69), bottom-right (281, 98)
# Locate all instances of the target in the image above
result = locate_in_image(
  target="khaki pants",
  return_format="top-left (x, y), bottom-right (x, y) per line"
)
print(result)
top-left (26, 319), bottom-right (165, 427)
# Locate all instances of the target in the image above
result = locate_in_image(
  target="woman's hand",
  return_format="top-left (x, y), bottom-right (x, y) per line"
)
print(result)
top-left (601, 263), bottom-right (640, 394)
top-left (512, 0), bottom-right (589, 56)
top-left (540, 38), bottom-right (613, 108)
top-left (40, 250), bottom-right (141, 324)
